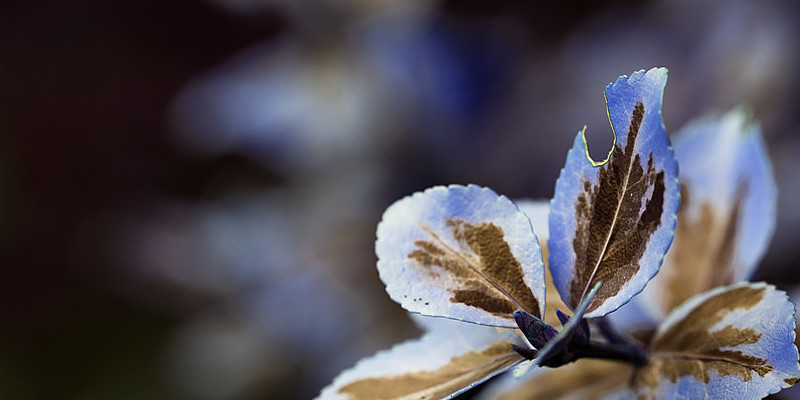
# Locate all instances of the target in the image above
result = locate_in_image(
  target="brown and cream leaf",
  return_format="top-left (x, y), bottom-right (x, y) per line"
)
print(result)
top-left (548, 68), bottom-right (680, 318)
top-left (377, 185), bottom-right (546, 328)
top-left (632, 283), bottom-right (799, 399)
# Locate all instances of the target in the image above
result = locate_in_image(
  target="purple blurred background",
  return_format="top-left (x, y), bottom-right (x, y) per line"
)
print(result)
top-left (2, 0), bottom-right (800, 399)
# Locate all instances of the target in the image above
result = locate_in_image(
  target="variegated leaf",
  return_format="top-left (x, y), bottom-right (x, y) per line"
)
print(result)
top-left (632, 282), bottom-right (800, 399)
top-left (642, 107), bottom-right (777, 317)
top-left (549, 67), bottom-right (680, 318)
top-left (317, 316), bottom-right (527, 400)
top-left (376, 185), bottom-right (546, 327)
top-left (480, 359), bottom-right (634, 400)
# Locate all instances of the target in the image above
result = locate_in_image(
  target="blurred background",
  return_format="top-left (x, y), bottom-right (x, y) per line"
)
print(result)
top-left (2, 0), bottom-right (800, 399)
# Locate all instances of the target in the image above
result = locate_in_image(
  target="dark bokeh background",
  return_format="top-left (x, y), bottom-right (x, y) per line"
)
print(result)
top-left (1, 1), bottom-right (799, 399)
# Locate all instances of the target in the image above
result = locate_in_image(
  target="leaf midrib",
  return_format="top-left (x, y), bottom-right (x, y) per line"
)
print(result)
top-left (650, 351), bottom-right (768, 369)
top-left (581, 134), bottom-right (638, 303)
top-left (419, 223), bottom-right (534, 315)
top-left (396, 352), bottom-right (522, 400)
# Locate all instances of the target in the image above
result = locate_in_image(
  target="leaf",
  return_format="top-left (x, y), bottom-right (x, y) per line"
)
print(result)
top-left (479, 359), bottom-right (634, 400)
top-left (515, 199), bottom-right (551, 242)
top-left (632, 282), bottom-right (800, 399)
top-left (376, 184), bottom-right (546, 328)
top-left (548, 67), bottom-right (680, 318)
top-left (317, 317), bottom-right (527, 400)
top-left (641, 107), bottom-right (777, 317)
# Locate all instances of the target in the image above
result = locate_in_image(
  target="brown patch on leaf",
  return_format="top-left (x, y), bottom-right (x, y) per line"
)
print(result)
top-left (493, 359), bottom-right (634, 400)
top-left (540, 241), bottom-right (572, 326)
top-left (629, 328), bottom-right (656, 346)
top-left (660, 184), bottom-right (746, 313)
top-left (408, 219), bottom-right (541, 317)
top-left (539, 239), bottom-right (549, 267)
top-left (543, 259), bottom-right (570, 327)
top-left (338, 342), bottom-right (522, 400)
top-left (633, 285), bottom-right (770, 392)
top-left (570, 102), bottom-right (666, 312)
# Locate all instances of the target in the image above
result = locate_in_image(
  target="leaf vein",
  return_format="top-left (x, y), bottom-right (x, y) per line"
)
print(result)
top-left (418, 223), bottom-right (532, 314)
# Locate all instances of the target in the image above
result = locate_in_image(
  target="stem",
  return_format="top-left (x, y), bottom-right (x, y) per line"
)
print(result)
top-left (595, 317), bottom-right (629, 345)
top-left (574, 341), bottom-right (648, 366)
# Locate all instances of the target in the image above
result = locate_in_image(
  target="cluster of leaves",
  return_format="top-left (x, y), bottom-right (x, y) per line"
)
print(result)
top-left (317, 68), bottom-right (800, 399)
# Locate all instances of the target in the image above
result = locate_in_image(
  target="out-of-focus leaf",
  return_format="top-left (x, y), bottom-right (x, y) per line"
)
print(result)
top-left (515, 199), bottom-right (551, 243)
top-left (513, 200), bottom-right (573, 326)
top-left (632, 282), bottom-right (799, 399)
top-left (642, 107), bottom-right (777, 317)
top-left (548, 67), bottom-right (680, 318)
top-left (376, 185), bottom-right (546, 327)
top-left (480, 358), bottom-right (633, 400)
